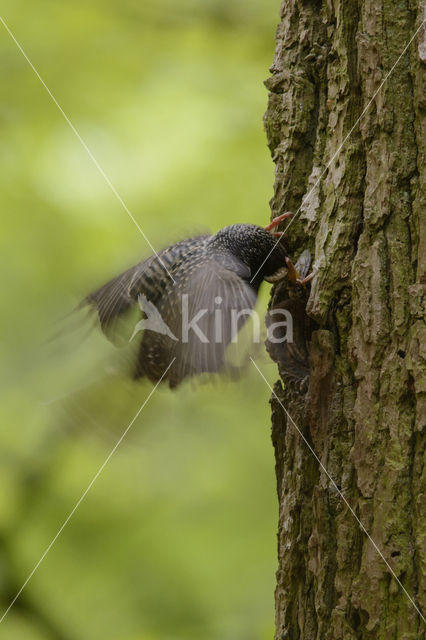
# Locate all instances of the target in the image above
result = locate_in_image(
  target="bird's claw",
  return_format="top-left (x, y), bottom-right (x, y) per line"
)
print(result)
top-left (265, 211), bottom-right (293, 231)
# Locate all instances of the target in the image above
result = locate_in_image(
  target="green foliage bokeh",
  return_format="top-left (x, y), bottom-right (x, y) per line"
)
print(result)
top-left (0, 1), bottom-right (281, 638)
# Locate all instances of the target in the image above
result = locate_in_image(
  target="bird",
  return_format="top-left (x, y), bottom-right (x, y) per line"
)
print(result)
top-left (83, 213), bottom-right (313, 388)
top-left (265, 248), bottom-right (316, 385)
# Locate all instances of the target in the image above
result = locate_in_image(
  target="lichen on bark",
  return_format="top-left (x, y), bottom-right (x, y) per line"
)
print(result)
top-left (265, 1), bottom-right (426, 638)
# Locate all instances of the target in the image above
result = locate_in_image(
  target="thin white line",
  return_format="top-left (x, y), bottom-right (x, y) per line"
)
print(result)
top-left (0, 15), bottom-right (175, 284)
top-left (251, 17), bottom-right (426, 284)
top-left (250, 357), bottom-right (426, 624)
top-left (0, 358), bottom-right (175, 624)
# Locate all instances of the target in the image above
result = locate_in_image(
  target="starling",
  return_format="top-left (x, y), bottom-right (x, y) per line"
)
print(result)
top-left (84, 213), bottom-right (311, 388)
top-left (265, 249), bottom-right (316, 385)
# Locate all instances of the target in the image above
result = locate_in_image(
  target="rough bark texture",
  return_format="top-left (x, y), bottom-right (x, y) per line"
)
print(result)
top-left (264, 1), bottom-right (426, 638)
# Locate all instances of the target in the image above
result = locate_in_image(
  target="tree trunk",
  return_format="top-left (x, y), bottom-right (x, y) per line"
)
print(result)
top-left (264, 1), bottom-right (426, 638)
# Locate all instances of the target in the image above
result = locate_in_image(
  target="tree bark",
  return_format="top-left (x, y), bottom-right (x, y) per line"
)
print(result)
top-left (264, 1), bottom-right (426, 638)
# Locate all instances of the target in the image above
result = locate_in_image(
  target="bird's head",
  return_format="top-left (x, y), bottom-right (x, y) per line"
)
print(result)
top-left (209, 221), bottom-right (290, 287)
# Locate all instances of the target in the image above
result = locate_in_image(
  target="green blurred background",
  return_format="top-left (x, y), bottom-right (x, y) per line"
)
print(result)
top-left (0, 1), bottom-right (282, 638)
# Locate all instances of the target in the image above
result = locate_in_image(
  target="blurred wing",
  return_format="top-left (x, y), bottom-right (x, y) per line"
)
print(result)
top-left (166, 255), bottom-right (258, 383)
top-left (82, 246), bottom-right (257, 386)
top-left (85, 257), bottom-right (155, 345)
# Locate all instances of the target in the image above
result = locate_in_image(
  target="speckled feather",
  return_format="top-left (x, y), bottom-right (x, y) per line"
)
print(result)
top-left (86, 224), bottom-right (288, 387)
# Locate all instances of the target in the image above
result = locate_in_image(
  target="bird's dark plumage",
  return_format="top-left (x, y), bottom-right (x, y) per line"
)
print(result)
top-left (85, 223), bottom-right (289, 387)
top-left (265, 249), bottom-right (316, 384)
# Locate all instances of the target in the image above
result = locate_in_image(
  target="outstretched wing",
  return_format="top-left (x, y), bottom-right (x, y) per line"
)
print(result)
top-left (82, 241), bottom-right (258, 386)
top-left (84, 236), bottom-right (211, 346)
top-left (135, 254), bottom-right (258, 387)
top-left (85, 257), bottom-right (156, 345)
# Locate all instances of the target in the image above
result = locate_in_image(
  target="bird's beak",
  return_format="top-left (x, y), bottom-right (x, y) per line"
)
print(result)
top-left (264, 266), bottom-right (288, 283)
